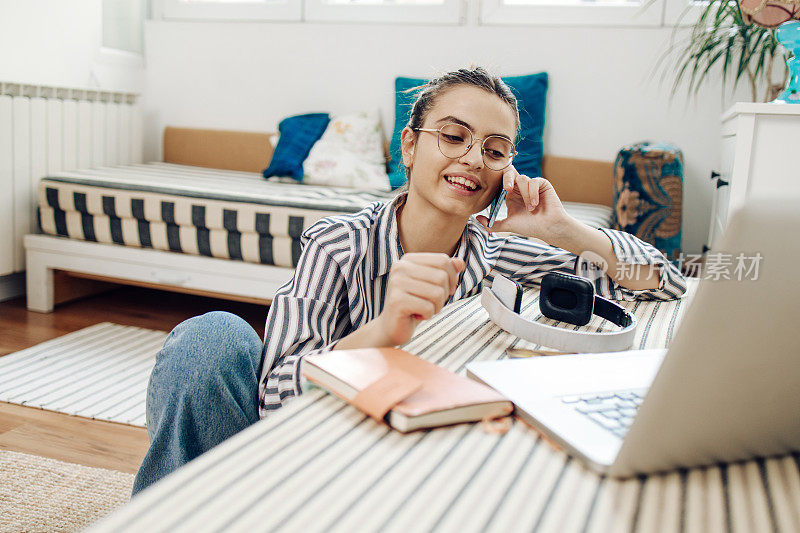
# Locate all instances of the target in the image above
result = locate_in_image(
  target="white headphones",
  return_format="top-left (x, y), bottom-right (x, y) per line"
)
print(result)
top-left (482, 273), bottom-right (638, 353)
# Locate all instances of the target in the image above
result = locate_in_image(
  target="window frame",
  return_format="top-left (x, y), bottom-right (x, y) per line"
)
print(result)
top-left (662, 0), bottom-right (707, 26)
top-left (162, 0), bottom-right (303, 22)
top-left (303, 0), bottom-right (464, 25)
top-left (479, 0), bottom-right (667, 27)
top-left (97, 46), bottom-right (145, 68)
top-left (156, 0), bottom-right (703, 26)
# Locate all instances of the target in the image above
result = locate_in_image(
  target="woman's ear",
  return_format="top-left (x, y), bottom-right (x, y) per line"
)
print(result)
top-left (400, 126), bottom-right (416, 169)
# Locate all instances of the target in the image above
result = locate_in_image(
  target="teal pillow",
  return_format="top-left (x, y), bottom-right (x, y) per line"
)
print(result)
top-left (263, 113), bottom-right (330, 181)
top-left (387, 72), bottom-right (548, 190)
top-left (388, 77), bottom-right (427, 189)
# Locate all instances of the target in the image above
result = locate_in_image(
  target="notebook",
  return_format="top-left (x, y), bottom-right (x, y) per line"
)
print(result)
top-left (302, 348), bottom-right (513, 432)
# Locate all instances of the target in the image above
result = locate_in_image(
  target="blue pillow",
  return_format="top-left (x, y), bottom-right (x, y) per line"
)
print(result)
top-left (263, 113), bottom-right (330, 181)
top-left (387, 72), bottom-right (549, 190)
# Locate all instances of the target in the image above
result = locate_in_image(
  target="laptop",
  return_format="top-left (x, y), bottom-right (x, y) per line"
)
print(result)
top-left (466, 195), bottom-right (800, 477)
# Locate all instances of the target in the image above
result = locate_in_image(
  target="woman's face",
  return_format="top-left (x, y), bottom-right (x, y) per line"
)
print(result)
top-left (401, 85), bottom-right (518, 220)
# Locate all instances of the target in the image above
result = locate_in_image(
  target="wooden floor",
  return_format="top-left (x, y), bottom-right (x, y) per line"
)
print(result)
top-left (0, 285), bottom-right (267, 474)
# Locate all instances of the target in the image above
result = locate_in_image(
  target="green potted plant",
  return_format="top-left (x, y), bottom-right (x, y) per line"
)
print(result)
top-left (661, 0), bottom-right (796, 102)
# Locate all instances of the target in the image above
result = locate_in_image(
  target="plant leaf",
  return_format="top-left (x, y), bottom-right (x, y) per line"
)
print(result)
top-left (660, 0), bottom-right (790, 101)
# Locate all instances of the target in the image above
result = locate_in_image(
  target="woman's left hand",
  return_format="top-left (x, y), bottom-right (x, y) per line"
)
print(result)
top-left (476, 166), bottom-right (572, 241)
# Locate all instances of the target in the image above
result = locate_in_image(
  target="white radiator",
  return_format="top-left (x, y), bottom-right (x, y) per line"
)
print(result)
top-left (0, 82), bottom-right (142, 280)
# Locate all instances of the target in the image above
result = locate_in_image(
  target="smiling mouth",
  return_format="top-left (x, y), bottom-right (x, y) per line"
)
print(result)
top-left (444, 175), bottom-right (480, 191)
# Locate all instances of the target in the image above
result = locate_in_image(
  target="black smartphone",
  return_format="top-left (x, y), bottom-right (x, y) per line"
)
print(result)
top-left (487, 188), bottom-right (507, 228)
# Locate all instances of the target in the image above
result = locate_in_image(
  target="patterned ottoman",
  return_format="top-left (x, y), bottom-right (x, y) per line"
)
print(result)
top-left (613, 142), bottom-right (683, 261)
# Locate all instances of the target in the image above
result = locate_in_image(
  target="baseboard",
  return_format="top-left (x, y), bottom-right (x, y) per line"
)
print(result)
top-left (0, 272), bottom-right (25, 303)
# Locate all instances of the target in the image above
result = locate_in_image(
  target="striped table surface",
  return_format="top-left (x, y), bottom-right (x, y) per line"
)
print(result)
top-left (91, 279), bottom-right (800, 532)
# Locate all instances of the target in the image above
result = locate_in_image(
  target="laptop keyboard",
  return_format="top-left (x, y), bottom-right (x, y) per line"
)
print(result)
top-left (560, 388), bottom-right (648, 438)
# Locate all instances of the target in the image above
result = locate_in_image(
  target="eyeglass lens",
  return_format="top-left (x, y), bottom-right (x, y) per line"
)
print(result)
top-left (437, 123), bottom-right (514, 170)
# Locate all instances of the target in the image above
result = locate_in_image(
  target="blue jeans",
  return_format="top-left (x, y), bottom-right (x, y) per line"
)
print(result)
top-left (132, 311), bottom-right (264, 496)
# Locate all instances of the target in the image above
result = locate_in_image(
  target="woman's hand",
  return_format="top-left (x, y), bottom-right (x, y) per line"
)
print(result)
top-left (375, 253), bottom-right (466, 346)
top-left (476, 166), bottom-right (572, 242)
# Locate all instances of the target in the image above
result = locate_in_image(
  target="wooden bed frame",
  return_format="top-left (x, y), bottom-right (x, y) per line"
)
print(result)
top-left (24, 127), bottom-right (614, 312)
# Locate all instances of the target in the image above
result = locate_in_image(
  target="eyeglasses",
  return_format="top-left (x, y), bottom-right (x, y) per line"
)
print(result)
top-left (413, 122), bottom-right (517, 171)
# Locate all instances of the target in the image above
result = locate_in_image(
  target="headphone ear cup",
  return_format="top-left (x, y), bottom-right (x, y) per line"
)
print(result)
top-left (540, 273), bottom-right (594, 326)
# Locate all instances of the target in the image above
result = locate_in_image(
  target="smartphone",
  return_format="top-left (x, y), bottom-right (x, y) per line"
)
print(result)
top-left (487, 189), bottom-right (507, 228)
top-left (491, 274), bottom-right (522, 314)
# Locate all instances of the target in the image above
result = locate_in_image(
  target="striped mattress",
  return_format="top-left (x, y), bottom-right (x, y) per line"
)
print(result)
top-left (91, 278), bottom-right (800, 533)
top-left (36, 163), bottom-right (614, 269)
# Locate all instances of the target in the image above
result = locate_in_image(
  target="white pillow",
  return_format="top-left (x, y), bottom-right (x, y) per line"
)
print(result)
top-left (302, 111), bottom-right (391, 191)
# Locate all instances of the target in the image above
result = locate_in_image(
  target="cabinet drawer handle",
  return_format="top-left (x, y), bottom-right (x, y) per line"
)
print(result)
top-left (710, 170), bottom-right (729, 188)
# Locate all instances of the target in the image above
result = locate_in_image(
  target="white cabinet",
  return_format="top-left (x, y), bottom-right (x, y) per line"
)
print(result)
top-left (707, 103), bottom-right (800, 252)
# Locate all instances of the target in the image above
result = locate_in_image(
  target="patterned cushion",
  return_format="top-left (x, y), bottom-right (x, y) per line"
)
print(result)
top-left (613, 142), bottom-right (683, 261)
top-left (302, 111), bottom-right (391, 191)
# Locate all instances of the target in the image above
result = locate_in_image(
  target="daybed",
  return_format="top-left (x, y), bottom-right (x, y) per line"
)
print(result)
top-left (24, 127), bottom-right (616, 313)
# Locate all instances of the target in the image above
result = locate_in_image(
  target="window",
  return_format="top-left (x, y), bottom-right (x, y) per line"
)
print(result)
top-left (103, 0), bottom-right (146, 54)
top-left (162, 0), bottom-right (303, 21)
top-left (156, 0), bottom-right (701, 26)
top-left (100, 0), bottom-right (146, 67)
top-left (479, 0), bottom-right (666, 26)
top-left (303, 0), bottom-right (463, 24)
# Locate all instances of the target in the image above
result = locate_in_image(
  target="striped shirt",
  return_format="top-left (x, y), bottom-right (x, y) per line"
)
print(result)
top-left (258, 194), bottom-right (687, 416)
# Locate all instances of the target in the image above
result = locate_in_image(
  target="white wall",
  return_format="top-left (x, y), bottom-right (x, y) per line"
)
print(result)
top-left (143, 16), bottom-right (751, 255)
top-left (0, 0), bottom-right (143, 93)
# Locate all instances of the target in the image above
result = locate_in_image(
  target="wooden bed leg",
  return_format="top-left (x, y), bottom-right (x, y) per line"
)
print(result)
top-left (25, 250), bottom-right (55, 313)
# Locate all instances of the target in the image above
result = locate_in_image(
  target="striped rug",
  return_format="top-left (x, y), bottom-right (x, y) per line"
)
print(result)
top-left (87, 278), bottom-right (800, 533)
top-left (0, 323), bottom-right (166, 427)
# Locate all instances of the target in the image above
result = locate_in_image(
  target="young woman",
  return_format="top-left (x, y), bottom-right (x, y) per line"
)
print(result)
top-left (132, 67), bottom-right (686, 495)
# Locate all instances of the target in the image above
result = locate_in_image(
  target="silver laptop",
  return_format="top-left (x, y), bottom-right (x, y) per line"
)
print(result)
top-left (467, 195), bottom-right (800, 477)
